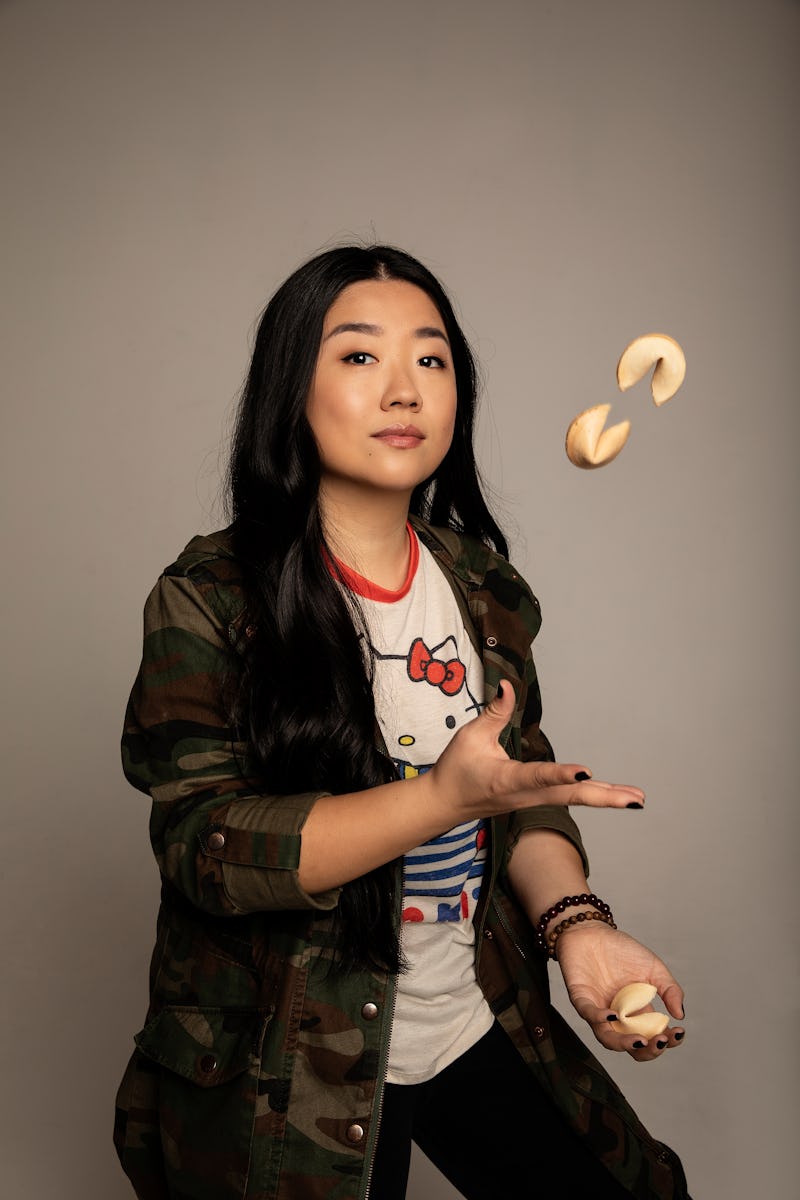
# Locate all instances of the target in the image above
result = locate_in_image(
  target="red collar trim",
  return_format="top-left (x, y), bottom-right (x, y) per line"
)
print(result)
top-left (332, 523), bottom-right (419, 602)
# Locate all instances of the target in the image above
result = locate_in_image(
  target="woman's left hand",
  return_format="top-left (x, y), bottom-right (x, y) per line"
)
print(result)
top-left (555, 923), bottom-right (686, 1062)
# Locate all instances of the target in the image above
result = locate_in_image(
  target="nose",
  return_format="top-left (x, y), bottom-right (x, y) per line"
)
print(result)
top-left (380, 363), bottom-right (422, 411)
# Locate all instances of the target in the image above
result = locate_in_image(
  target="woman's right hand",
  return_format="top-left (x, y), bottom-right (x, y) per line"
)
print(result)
top-left (300, 679), bottom-right (643, 894)
top-left (425, 679), bottom-right (645, 827)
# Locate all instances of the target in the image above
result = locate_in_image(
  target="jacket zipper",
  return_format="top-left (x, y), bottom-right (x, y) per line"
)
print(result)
top-left (361, 864), bottom-right (402, 1200)
top-left (490, 894), bottom-right (529, 964)
top-left (362, 966), bottom-right (398, 1200)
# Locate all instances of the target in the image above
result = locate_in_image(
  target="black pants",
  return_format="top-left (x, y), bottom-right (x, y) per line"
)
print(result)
top-left (370, 1021), bottom-right (633, 1199)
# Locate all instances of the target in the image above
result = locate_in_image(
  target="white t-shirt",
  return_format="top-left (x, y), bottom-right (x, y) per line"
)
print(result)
top-left (334, 527), bottom-right (495, 1084)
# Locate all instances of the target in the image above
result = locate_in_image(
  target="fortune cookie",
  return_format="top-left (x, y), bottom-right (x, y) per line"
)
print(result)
top-left (565, 404), bottom-right (630, 469)
top-left (565, 332), bottom-right (686, 468)
top-left (616, 333), bottom-right (686, 407)
top-left (610, 982), bottom-right (670, 1039)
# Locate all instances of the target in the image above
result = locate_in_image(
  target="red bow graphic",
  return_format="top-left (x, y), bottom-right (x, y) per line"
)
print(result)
top-left (407, 638), bottom-right (466, 696)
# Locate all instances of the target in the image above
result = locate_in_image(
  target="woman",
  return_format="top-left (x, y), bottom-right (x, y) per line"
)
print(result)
top-left (114, 245), bottom-right (690, 1199)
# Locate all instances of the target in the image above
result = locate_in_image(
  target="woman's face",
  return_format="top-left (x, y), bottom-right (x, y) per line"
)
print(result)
top-left (306, 279), bottom-right (457, 509)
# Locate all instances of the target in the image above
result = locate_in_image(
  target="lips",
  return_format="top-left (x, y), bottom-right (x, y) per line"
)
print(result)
top-left (371, 424), bottom-right (425, 448)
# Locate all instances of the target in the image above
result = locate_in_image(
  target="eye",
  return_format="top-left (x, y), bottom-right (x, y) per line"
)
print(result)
top-left (419, 355), bottom-right (446, 369)
top-left (342, 352), bottom-right (377, 365)
top-left (445, 715), bottom-right (456, 729)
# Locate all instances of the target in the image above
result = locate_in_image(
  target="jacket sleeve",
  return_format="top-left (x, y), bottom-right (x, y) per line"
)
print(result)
top-left (506, 640), bottom-right (590, 878)
top-left (122, 570), bottom-right (342, 915)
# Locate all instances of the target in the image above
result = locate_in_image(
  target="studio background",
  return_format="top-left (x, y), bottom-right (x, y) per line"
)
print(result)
top-left (1, 1), bottom-right (797, 1197)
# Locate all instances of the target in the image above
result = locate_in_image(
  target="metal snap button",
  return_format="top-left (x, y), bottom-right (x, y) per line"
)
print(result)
top-left (361, 1002), bottom-right (379, 1020)
top-left (486, 636), bottom-right (497, 648)
top-left (199, 1054), bottom-right (218, 1074)
top-left (346, 1123), bottom-right (365, 1144)
top-left (207, 831), bottom-right (226, 851)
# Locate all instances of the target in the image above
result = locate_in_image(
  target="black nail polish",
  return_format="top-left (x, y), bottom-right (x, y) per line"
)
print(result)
top-left (575, 770), bottom-right (590, 782)
top-left (633, 1040), bottom-right (646, 1049)
top-left (607, 1014), bottom-right (619, 1022)
top-left (626, 802), bottom-right (644, 809)
top-left (496, 683), bottom-right (504, 699)
top-left (674, 1030), bottom-right (685, 1041)
top-left (656, 1040), bottom-right (668, 1049)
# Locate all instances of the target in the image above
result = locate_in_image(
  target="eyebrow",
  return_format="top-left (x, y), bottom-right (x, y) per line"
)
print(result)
top-left (324, 322), bottom-right (450, 344)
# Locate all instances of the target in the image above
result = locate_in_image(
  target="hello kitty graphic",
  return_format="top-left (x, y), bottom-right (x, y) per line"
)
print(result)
top-left (367, 630), bottom-right (487, 926)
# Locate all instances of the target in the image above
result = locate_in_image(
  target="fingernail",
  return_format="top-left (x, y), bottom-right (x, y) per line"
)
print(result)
top-left (674, 1030), bottom-right (685, 1041)
top-left (575, 770), bottom-right (591, 782)
top-left (626, 802), bottom-right (644, 809)
top-left (680, 1005), bottom-right (686, 1019)
top-left (656, 1040), bottom-right (668, 1049)
top-left (607, 1014), bottom-right (619, 1023)
top-left (496, 683), bottom-right (504, 698)
top-left (633, 1040), bottom-right (646, 1049)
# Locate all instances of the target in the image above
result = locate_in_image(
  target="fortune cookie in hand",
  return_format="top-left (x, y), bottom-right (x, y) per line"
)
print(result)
top-left (610, 982), bottom-right (670, 1038)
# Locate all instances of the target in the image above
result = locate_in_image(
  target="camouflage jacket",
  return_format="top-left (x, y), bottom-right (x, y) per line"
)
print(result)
top-left (114, 519), bottom-right (689, 1200)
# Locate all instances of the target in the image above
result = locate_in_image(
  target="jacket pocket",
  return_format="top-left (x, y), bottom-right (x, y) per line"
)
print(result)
top-left (128, 1006), bottom-right (269, 1200)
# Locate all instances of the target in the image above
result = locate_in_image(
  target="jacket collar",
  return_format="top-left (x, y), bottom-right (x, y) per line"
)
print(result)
top-left (409, 515), bottom-right (494, 591)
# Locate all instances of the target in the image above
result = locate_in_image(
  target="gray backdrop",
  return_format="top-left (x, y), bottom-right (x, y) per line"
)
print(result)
top-left (2, 1), bottom-right (797, 1196)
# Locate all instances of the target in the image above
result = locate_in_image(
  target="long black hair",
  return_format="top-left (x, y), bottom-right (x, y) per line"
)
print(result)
top-left (227, 245), bottom-right (507, 973)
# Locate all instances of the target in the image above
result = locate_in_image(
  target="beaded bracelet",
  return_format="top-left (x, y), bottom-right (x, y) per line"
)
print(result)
top-left (546, 910), bottom-right (618, 960)
top-left (533, 893), bottom-right (614, 954)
